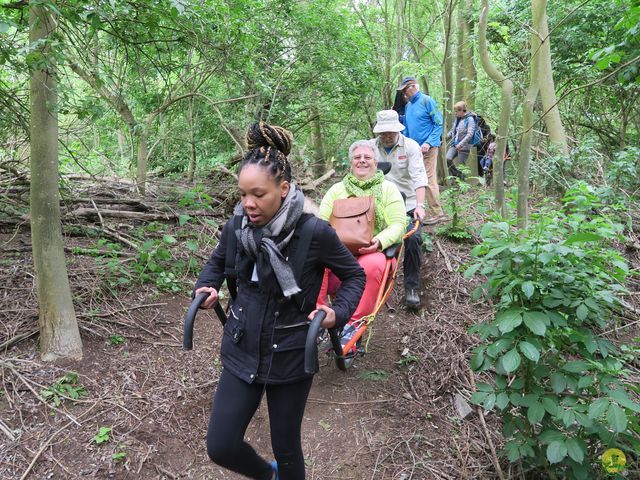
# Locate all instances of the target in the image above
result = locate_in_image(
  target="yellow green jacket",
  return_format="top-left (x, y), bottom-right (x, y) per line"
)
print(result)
top-left (318, 180), bottom-right (407, 250)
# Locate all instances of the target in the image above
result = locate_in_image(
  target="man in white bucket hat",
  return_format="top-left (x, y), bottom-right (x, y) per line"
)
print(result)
top-left (372, 109), bottom-right (427, 310)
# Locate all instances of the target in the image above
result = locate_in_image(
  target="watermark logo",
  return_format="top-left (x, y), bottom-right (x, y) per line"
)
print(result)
top-left (601, 448), bottom-right (626, 474)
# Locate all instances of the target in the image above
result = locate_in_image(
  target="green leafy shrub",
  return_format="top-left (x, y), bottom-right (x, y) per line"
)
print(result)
top-left (606, 146), bottom-right (640, 194)
top-left (40, 372), bottom-right (87, 407)
top-left (466, 184), bottom-right (638, 479)
top-left (438, 170), bottom-right (474, 241)
top-left (178, 185), bottom-right (214, 209)
top-left (132, 236), bottom-right (184, 292)
top-left (108, 334), bottom-right (126, 346)
top-left (529, 141), bottom-right (608, 195)
top-left (93, 426), bottom-right (112, 445)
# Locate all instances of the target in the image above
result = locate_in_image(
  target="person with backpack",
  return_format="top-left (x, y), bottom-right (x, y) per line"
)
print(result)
top-left (193, 122), bottom-right (366, 480)
top-left (446, 101), bottom-right (480, 179)
top-left (480, 133), bottom-right (497, 174)
top-left (475, 115), bottom-right (492, 177)
top-left (396, 76), bottom-right (448, 225)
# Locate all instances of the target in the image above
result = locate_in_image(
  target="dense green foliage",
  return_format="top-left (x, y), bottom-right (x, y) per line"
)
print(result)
top-left (0, 0), bottom-right (638, 475)
top-left (1, 0), bottom-right (636, 182)
top-left (467, 184), bottom-right (639, 479)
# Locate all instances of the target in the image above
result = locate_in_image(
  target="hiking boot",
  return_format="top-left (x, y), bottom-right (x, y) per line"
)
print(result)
top-left (405, 288), bottom-right (420, 309)
top-left (435, 213), bottom-right (450, 223)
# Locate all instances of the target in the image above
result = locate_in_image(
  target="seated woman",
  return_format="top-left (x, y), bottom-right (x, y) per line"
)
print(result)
top-left (317, 140), bottom-right (407, 321)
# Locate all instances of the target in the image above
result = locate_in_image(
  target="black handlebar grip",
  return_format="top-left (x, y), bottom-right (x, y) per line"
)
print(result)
top-left (183, 292), bottom-right (209, 350)
top-left (304, 310), bottom-right (327, 374)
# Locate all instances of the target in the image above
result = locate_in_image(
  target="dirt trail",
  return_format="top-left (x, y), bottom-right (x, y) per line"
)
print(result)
top-left (1, 226), bottom-right (500, 479)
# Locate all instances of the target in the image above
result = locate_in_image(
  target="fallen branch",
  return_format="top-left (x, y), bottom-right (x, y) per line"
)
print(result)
top-left (298, 168), bottom-right (336, 192)
top-left (0, 246), bottom-right (135, 257)
top-left (63, 197), bottom-right (151, 210)
top-left (435, 239), bottom-right (454, 272)
top-left (101, 226), bottom-right (139, 250)
top-left (18, 402), bottom-right (103, 480)
top-left (467, 368), bottom-right (506, 480)
top-left (69, 207), bottom-right (176, 221)
top-left (307, 397), bottom-right (394, 405)
top-left (0, 418), bottom-right (16, 441)
top-left (218, 165), bottom-right (238, 181)
top-left (77, 302), bottom-right (167, 319)
top-left (0, 330), bottom-right (38, 351)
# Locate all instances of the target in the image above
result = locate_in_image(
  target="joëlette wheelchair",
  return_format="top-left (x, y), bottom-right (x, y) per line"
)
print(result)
top-left (183, 162), bottom-right (420, 373)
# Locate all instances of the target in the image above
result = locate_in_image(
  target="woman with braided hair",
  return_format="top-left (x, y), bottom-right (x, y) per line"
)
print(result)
top-left (194, 122), bottom-right (365, 479)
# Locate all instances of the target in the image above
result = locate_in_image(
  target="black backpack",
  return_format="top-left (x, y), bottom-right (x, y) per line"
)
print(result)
top-left (477, 115), bottom-right (491, 141)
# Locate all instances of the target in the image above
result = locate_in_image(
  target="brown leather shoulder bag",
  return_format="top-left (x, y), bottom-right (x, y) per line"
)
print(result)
top-left (329, 196), bottom-right (375, 254)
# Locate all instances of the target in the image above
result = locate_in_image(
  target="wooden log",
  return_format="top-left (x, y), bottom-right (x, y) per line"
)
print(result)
top-left (69, 207), bottom-right (176, 221)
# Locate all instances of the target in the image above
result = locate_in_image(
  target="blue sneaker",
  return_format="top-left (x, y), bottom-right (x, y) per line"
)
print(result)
top-left (270, 460), bottom-right (279, 480)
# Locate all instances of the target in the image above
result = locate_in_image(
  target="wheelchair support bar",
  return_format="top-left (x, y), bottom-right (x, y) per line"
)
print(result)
top-left (304, 311), bottom-right (325, 374)
top-left (183, 292), bottom-right (227, 350)
top-left (304, 311), bottom-right (347, 374)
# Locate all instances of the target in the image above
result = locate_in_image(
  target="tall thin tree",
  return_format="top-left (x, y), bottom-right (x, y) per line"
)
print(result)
top-left (478, 0), bottom-right (513, 218)
top-left (29, 0), bottom-right (82, 361)
top-left (517, 0), bottom-right (545, 228)
top-left (537, 4), bottom-right (569, 155)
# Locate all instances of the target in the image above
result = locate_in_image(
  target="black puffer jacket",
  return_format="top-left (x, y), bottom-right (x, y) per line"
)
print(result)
top-left (194, 214), bottom-right (365, 384)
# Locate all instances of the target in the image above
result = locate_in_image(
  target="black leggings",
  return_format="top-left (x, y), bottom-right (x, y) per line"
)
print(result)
top-left (206, 369), bottom-right (313, 480)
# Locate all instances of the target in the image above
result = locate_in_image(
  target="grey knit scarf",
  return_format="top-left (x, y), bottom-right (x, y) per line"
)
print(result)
top-left (234, 185), bottom-right (305, 297)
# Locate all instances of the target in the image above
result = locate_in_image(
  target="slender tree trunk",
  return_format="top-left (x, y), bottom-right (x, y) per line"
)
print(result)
top-left (187, 97), bottom-right (196, 182)
top-left (310, 105), bottom-right (326, 176)
top-left (479, 0), bottom-right (513, 218)
top-left (538, 7), bottom-right (569, 155)
top-left (117, 129), bottom-right (127, 166)
top-left (517, 0), bottom-right (545, 228)
top-left (463, 2), bottom-right (479, 177)
top-left (463, 10), bottom-right (477, 109)
top-left (29, 1), bottom-right (82, 361)
top-left (619, 94), bottom-right (628, 149)
top-left (93, 127), bottom-right (100, 149)
top-left (382, 0), bottom-right (393, 106)
top-left (455, 4), bottom-right (465, 102)
top-left (136, 127), bottom-right (148, 194)
top-left (161, 113), bottom-right (169, 166)
top-left (440, 0), bottom-right (456, 184)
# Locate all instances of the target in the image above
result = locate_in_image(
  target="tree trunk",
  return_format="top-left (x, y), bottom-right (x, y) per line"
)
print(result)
top-left (463, 9), bottom-right (477, 109)
top-left (455, 4), bottom-right (465, 102)
top-left (136, 127), bottom-right (149, 194)
top-left (29, 1), bottom-right (82, 362)
top-left (538, 7), bottom-right (569, 155)
top-left (310, 105), bottom-right (326, 176)
top-left (479, 0), bottom-right (513, 218)
top-left (440, 0), bottom-right (456, 184)
top-left (381, 0), bottom-right (394, 106)
top-left (117, 129), bottom-right (127, 166)
top-left (517, 0), bottom-right (545, 228)
top-left (619, 93), bottom-right (629, 149)
top-left (187, 97), bottom-right (196, 182)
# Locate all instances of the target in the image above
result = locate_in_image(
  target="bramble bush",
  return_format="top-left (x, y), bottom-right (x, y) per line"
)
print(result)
top-left (466, 183), bottom-right (639, 479)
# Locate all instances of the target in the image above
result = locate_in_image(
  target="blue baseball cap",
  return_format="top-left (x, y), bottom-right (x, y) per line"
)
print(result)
top-left (397, 76), bottom-right (417, 90)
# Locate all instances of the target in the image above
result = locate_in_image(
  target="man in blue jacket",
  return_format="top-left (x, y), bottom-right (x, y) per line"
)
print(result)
top-left (397, 76), bottom-right (448, 225)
